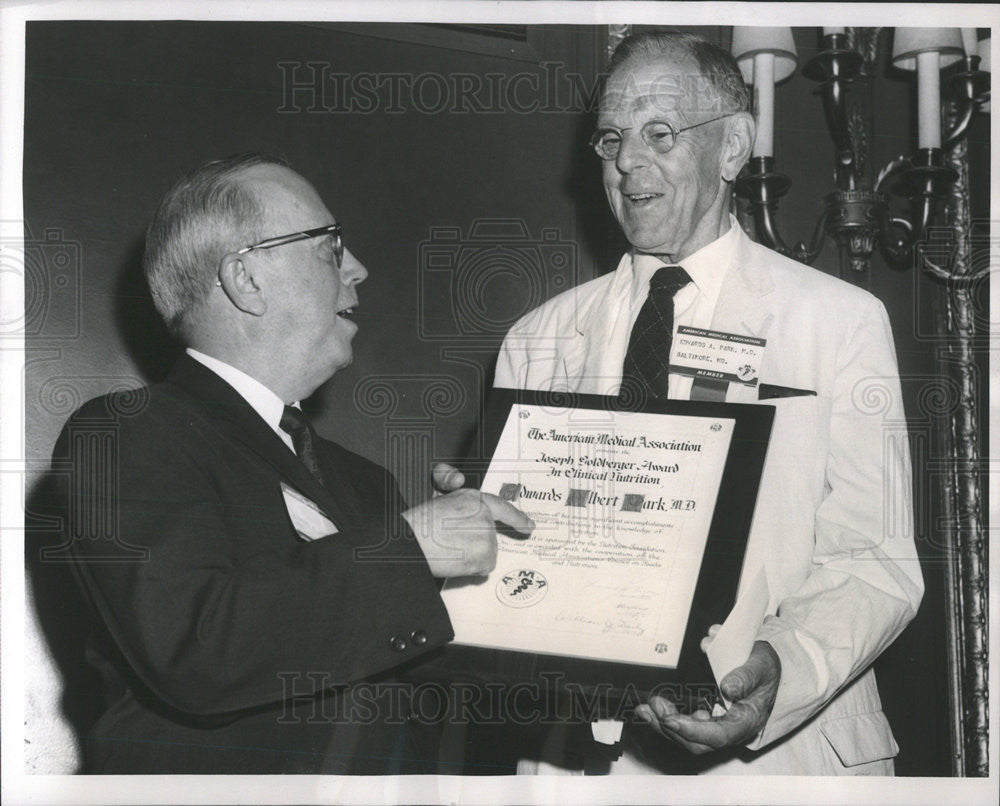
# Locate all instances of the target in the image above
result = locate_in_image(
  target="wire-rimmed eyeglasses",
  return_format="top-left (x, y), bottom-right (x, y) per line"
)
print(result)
top-left (590, 114), bottom-right (733, 160)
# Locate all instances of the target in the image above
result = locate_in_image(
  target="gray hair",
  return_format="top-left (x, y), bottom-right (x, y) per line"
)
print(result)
top-left (604, 31), bottom-right (751, 115)
top-left (142, 152), bottom-right (288, 338)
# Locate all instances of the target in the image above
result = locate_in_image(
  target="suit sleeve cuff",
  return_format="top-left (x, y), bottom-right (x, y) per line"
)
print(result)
top-left (745, 618), bottom-right (820, 751)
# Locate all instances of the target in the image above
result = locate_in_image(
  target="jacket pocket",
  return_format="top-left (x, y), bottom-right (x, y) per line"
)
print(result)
top-left (819, 710), bottom-right (899, 767)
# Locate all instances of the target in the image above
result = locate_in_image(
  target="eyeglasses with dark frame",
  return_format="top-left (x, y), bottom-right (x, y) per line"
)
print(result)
top-left (236, 223), bottom-right (343, 268)
top-left (589, 114), bottom-right (733, 161)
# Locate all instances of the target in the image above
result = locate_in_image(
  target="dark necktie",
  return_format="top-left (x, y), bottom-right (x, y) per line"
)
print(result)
top-left (621, 264), bottom-right (692, 400)
top-left (279, 405), bottom-right (325, 487)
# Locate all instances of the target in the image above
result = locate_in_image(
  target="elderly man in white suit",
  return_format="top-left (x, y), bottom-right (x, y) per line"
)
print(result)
top-left (494, 31), bottom-right (923, 775)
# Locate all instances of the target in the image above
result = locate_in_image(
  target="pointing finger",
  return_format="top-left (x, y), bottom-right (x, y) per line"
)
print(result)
top-left (480, 494), bottom-right (535, 535)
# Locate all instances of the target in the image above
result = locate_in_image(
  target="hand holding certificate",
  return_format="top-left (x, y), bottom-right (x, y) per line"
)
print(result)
top-left (636, 640), bottom-right (781, 752)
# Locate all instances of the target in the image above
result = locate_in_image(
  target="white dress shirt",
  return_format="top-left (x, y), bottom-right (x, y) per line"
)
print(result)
top-left (186, 348), bottom-right (298, 454)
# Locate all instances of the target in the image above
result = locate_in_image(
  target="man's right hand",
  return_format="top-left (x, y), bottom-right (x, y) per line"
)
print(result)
top-left (402, 489), bottom-right (534, 578)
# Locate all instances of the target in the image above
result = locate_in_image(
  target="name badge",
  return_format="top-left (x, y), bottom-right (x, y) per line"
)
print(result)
top-left (281, 482), bottom-right (338, 541)
top-left (669, 326), bottom-right (766, 386)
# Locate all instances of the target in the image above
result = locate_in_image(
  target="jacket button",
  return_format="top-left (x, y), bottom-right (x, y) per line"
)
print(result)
top-left (410, 629), bottom-right (427, 646)
top-left (389, 636), bottom-right (407, 652)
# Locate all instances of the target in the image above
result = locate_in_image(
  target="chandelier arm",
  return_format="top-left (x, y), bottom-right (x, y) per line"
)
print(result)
top-left (750, 200), bottom-right (793, 258)
top-left (791, 207), bottom-right (831, 263)
top-left (913, 222), bottom-right (990, 286)
top-left (875, 210), bottom-right (989, 284)
top-left (878, 214), bottom-right (914, 263)
top-left (914, 243), bottom-right (993, 285)
top-left (920, 250), bottom-right (960, 283)
top-left (889, 193), bottom-right (989, 285)
top-left (802, 39), bottom-right (865, 190)
top-left (942, 99), bottom-right (977, 150)
top-left (889, 151), bottom-right (990, 284)
top-left (874, 156), bottom-right (912, 195)
top-left (921, 258), bottom-right (991, 285)
top-left (896, 148), bottom-right (958, 246)
top-left (820, 78), bottom-right (857, 182)
top-left (735, 157), bottom-right (798, 259)
top-left (942, 58), bottom-right (991, 149)
top-left (915, 194), bottom-right (936, 244)
top-left (879, 216), bottom-right (913, 262)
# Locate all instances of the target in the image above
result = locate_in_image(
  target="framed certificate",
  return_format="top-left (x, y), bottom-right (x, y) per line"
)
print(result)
top-left (423, 388), bottom-right (773, 715)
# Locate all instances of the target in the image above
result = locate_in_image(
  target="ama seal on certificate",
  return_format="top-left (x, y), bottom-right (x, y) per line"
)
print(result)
top-left (496, 569), bottom-right (548, 608)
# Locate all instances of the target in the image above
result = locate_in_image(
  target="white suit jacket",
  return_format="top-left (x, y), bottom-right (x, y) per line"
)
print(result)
top-left (494, 226), bottom-right (923, 775)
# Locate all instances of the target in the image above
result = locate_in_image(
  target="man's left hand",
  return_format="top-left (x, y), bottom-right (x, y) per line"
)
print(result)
top-left (634, 640), bottom-right (781, 754)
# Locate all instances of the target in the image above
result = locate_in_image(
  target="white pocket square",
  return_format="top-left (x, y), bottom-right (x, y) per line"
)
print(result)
top-left (281, 482), bottom-right (338, 541)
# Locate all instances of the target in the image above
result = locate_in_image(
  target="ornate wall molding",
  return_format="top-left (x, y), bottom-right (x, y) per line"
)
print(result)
top-left (940, 99), bottom-right (989, 777)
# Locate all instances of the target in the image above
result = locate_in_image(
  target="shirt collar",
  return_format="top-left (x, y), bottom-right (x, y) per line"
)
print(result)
top-left (631, 214), bottom-right (742, 308)
top-left (186, 348), bottom-right (290, 433)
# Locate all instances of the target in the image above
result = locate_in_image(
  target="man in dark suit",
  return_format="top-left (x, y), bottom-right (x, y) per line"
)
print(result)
top-left (54, 153), bottom-right (533, 774)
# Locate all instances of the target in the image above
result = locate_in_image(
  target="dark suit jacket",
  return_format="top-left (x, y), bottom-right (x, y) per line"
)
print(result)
top-left (55, 355), bottom-right (454, 773)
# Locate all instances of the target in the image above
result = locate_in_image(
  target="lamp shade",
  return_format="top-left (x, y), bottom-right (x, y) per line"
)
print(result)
top-left (891, 28), bottom-right (965, 70)
top-left (731, 27), bottom-right (798, 84)
top-left (961, 29), bottom-right (979, 56)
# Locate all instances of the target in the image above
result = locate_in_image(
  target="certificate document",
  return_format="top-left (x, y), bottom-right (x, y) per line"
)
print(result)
top-left (441, 401), bottom-right (737, 669)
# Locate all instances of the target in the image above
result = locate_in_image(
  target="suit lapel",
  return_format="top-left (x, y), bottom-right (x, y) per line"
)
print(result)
top-left (164, 355), bottom-right (357, 529)
top-left (712, 230), bottom-right (777, 403)
top-left (711, 230), bottom-right (775, 341)
top-left (575, 254), bottom-right (634, 394)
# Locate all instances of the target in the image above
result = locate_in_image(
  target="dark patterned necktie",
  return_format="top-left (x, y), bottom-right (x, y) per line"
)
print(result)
top-left (621, 265), bottom-right (692, 400)
top-left (279, 405), bottom-right (325, 486)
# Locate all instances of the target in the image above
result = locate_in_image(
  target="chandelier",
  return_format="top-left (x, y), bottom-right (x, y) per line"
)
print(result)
top-left (730, 27), bottom-right (990, 282)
